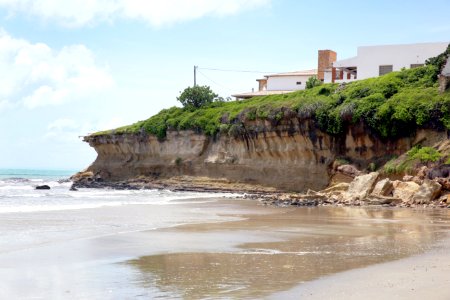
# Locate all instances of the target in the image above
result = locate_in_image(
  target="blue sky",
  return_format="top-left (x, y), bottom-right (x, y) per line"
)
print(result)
top-left (0, 0), bottom-right (449, 170)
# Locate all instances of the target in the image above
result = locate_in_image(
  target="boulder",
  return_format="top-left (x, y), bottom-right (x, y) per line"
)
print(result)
top-left (402, 175), bottom-right (414, 181)
top-left (392, 181), bottom-right (420, 202)
top-left (365, 195), bottom-right (402, 205)
top-left (411, 176), bottom-right (423, 185)
top-left (337, 164), bottom-right (362, 178)
top-left (345, 172), bottom-right (379, 201)
top-left (427, 165), bottom-right (450, 179)
top-left (416, 166), bottom-right (428, 180)
top-left (411, 179), bottom-right (442, 204)
top-left (321, 182), bottom-right (350, 194)
top-left (371, 178), bottom-right (394, 196)
top-left (436, 177), bottom-right (450, 190)
top-left (70, 171), bottom-right (94, 182)
top-left (35, 185), bottom-right (51, 190)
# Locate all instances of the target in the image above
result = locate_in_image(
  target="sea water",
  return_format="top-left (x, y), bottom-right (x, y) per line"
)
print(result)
top-left (0, 169), bottom-right (235, 254)
top-left (0, 169), bottom-right (231, 214)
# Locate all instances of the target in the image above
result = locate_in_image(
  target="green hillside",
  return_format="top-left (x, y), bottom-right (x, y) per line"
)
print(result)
top-left (95, 48), bottom-right (450, 140)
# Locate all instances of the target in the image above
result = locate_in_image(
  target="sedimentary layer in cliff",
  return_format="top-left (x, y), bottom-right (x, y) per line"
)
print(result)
top-left (82, 118), bottom-right (446, 192)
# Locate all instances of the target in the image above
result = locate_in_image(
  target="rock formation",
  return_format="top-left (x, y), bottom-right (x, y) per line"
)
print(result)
top-left (80, 120), bottom-right (447, 192)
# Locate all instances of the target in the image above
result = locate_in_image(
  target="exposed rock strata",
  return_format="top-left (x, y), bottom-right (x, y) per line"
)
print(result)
top-left (80, 119), bottom-right (447, 192)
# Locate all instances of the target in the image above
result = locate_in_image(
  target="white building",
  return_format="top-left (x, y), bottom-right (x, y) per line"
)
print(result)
top-left (233, 69), bottom-right (317, 99)
top-left (325, 42), bottom-right (449, 83)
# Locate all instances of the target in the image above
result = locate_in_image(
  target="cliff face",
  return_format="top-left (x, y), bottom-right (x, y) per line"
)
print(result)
top-left (84, 118), bottom-right (447, 192)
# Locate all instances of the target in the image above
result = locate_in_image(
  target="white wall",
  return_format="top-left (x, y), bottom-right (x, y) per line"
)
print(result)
top-left (267, 75), bottom-right (312, 91)
top-left (324, 70), bottom-right (332, 83)
top-left (356, 42), bottom-right (448, 79)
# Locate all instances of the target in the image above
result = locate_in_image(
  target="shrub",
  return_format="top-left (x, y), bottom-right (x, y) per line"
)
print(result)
top-left (407, 146), bottom-right (441, 163)
top-left (306, 76), bottom-right (322, 89)
top-left (177, 85), bottom-right (219, 109)
top-left (368, 162), bottom-right (376, 172)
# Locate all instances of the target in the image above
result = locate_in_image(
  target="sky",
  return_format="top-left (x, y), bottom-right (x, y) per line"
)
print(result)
top-left (0, 0), bottom-right (449, 170)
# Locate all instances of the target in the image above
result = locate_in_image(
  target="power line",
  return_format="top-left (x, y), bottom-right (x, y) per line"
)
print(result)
top-left (197, 69), bottom-right (233, 91)
top-left (198, 66), bottom-right (280, 74)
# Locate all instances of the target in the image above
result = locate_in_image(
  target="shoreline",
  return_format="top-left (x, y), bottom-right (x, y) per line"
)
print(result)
top-left (71, 175), bottom-right (450, 209)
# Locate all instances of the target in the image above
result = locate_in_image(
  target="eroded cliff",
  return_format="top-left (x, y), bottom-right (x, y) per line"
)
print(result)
top-left (83, 118), bottom-right (447, 192)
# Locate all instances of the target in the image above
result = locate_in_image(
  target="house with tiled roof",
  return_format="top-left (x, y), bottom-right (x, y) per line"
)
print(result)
top-left (233, 50), bottom-right (336, 99)
top-left (232, 69), bottom-right (318, 99)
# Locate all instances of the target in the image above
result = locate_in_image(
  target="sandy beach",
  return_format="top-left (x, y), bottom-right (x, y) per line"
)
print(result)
top-left (0, 196), bottom-right (449, 299)
top-left (270, 238), bottom-right (450, 300)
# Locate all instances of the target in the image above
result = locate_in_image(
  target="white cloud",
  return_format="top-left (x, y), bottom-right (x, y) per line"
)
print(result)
top-left (0, 29), bottom-right (113, 109)
top-left (0, 0), bottom-right (270, 27)
top-left (47, 118), bottom-right (78, 131)
top-left (46, 117), bottom-right (126, 137)
top-left (0, 99), bottom-right (11, 111)
top-left (45, 116), bottom-right (127, 141)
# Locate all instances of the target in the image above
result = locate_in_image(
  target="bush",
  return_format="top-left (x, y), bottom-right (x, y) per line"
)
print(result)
top-left (177, 85), bottom-right (219, 109)
top-left (306, 76), bottom-right (322, 89)
top-left (407, 146), bottom-right (441, 163)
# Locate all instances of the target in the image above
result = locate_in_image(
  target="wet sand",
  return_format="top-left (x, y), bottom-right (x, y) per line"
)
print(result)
top-left (0, 198), bottom-right (449, 299)
top-left (126, 204), bottom-right (450, 299)
top-left (270, 238), bottom-right (450, 300)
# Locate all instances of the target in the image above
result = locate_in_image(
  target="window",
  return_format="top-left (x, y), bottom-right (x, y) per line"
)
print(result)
top-left (296, 81), bottom-right (302, 85)
top-left (379, 65), bottom-right (393, 76)
top-left (410, 64), bottom-right (424, 69)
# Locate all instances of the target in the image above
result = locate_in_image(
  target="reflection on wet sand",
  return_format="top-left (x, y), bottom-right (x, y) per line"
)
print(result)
top-left (127, 206), bottom-right (450, 299)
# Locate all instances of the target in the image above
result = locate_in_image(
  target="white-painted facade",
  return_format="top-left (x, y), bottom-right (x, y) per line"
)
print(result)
top-left (326, 42), bottom-right (449, 83)
top-left (232, 70), bottom-right (317, 99)
top-left (266, 74), bottom-right (312, 91)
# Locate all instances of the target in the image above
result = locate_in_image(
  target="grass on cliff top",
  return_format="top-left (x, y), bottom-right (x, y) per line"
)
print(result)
top-left (94, 63), bottom-right (450, 140)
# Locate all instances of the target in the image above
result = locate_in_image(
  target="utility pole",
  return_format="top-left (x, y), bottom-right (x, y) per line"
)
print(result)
top-left (194, 65), bottom-right (198, 86)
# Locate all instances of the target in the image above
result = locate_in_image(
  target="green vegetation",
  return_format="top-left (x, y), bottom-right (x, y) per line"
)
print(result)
top-left (426, 43), bottom-right (450, 75)
top-left (383, 146), bottom-right (443, 174)
top-left (177, 85), bottom-right (221, 109)
top-left (94, 46), bottom-right (450, 140)
top-left (407, 146), bottom-right (442, 163)
top-left (306, 76), bottom-right (322, 89)
top-left (367, 162), bottom-right (376, 172)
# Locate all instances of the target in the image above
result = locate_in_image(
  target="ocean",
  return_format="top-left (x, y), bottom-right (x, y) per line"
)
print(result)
top-left (0, 168), bottom-right (76, 180)
top-left (0, 168), bottom-right (229, 214)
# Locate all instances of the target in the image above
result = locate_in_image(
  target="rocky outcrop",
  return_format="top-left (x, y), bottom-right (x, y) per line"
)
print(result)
top-left (336, 164), bottom-right (362, 178)
top-left (80, 118), bottom-right (447, 192)
top-left (345, 172), bottom-right (379, 201)
top-left (392, 181), bottom-right (420, 202)
top-left (257, 172), bottom-right (448, 208)
top-left (411, 179), bottom-right (441, 204)
top-left (371, 178), bottom-right (394, 197)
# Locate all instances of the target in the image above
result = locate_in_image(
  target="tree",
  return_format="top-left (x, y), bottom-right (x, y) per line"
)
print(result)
top-left (306, 76), bottom-right (322, 89)
top-left (177, 85), bottom-right (219, 109)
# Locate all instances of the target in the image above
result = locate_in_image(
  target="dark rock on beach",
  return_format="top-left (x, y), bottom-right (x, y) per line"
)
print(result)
top-left (35, 185), bottom-right (51, 190)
